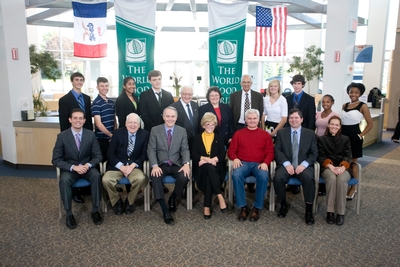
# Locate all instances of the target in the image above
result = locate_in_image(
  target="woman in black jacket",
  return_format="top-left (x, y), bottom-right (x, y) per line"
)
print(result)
top-left (115, 76), bottom-right (139, 128)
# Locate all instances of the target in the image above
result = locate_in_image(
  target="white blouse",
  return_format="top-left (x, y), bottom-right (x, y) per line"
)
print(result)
top-left (263, 95), bottom-right (288, 123)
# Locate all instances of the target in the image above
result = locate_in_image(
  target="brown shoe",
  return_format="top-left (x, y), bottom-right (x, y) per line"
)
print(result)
top-left (249, 207), bottom-right (260, 222)
top-left (238, 206), bottom-right (249, 221)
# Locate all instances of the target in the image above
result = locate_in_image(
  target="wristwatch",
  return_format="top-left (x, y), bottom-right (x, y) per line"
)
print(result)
top-left (184, 162), bottom-right (190, 165)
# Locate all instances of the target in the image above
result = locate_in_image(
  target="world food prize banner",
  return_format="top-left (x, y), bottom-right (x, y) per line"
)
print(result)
top-left (208, 1), bottom-right (248, 104)
top-left (115, 0), bottom-right (156, 96)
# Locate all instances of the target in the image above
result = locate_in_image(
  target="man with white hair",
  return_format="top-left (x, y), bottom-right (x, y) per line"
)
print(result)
top-left (102, 113), bottom-right (149, 215)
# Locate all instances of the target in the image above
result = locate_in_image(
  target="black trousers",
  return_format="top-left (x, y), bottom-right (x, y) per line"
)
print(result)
top-left (151, 163), bottom-right (188, 200)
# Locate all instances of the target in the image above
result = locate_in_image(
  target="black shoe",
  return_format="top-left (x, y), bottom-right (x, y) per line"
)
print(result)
top-left (318, 183), bottom-right (326, 196)
top-left (247, 183), bottom-right (256, 193)
top-left (204, 213), bottom-right (212, 219)
top-left (220, 207), bottom-right (228, 213)
top-left (125, 199), bottom-right (134, 214)
top-left (168, 197), bottom-right (177, 213)
top-left (292, 186), bottom-right (300, 194)
top-left (163, 184), bottom-right (169, 193)
top-left (278, 205), bottom-right (288, 218)
top-left (336, 215), bottom-right (345, 226)
top-left (91, 212), bottom-right (103, 225)
top-left (112, 199), bottom-right (123, 215)
top-left (326, 212), bottom-right (335, 224)
top-left (73, 195), bottom-right (84, 203)
top-left (305, 211), bottom-right (315, 225)
top-left (66, 214), bottom-right (77, 229)
top-left (163, 211), bottom-right (174, 225)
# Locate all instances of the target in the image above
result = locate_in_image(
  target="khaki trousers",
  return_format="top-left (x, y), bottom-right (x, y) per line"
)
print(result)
top-left (321, 168), bottom-right (350, 215)
top-left (102, 169), bottom-right (148, 207)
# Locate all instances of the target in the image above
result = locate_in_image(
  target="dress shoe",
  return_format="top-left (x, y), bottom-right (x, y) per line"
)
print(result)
top-left (326, 212), bottom-right (335, 224)
top-left (168, 197), bottom-right (177, 213)
top-left (247, 183), bottom-right (256, 193)
top-left (163, 211), bottom-right (174, 225)
top-left (112, 199), bottom-right (123, 215)
top-left (346, 190), bottom-right (357, 201)
top-left (238, 206), bottom-right (249, 221)
top-left (66, 214), bottom-right (77, 229)
top-left (277, 205), bottom-right (288, 218)
top-left (392, 138), bottom-right (399, 143)
top-left (292, 186), bottom-right (300, 194)
top-left (305, 211), bottom-right (315, 225)
top-left (73, 195), bottom-right (84, 203)
top-left (204, 213), bottom-right (212, 219)
top-left (163, 184), bottom-right (169, 193)
top-left (336, 215), bottom-right (345, 226)
top-left (220, 207), bottom-right (228, 213)
top-left (125, 199), bottom-right (134, 214)
top-left (91, 211), bottom-right (103, 225)
top-left (249, 207), bottom-right (260, 222)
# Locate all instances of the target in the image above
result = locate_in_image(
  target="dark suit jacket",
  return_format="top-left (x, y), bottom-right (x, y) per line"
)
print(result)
top-left (171, 100), bottom-right (199, 144)
top-left (139, 89), bottom-right (174, 132)
top-left (106, 127), bottom-right (149, 171)
top-left (147, 124), bottom-right (190, 167)
top-left (229, 89), bottom-right (264, 129)
top-left (286, 92), bottom-right (316, 130)
top-left (198, 102), bottom-right (233, 145)
top-left (52, 128), bottom-right (102, 172)
top-left (58, 90), bottom-right (93, 132)
top-left (274, 127), bottom-right (318, 173)
top-left (115, 92), bottom-right (140, 128)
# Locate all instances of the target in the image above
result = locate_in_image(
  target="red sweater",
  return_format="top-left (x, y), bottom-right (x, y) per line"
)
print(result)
top-left (228, 128), bottom-right (274, 164)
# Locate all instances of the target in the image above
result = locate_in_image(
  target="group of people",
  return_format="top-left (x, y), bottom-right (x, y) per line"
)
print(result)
top-left (52, 70), bottom-right (372, 230)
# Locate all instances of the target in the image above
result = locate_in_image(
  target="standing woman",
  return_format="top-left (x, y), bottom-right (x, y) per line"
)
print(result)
top-left (191, 112), bottom-right (227, 219)
top-left (198, 86), bottom-right (233, 146)
top-left (318, 116), bottom-right (352, 225)
top-left (261, 79), bottom-right (287, 137)
top-left (341, 82), bottom-right (373, 200)
top-left (115, 77), bottom-right (140, 128)
top-left (315, 94), bottom-right (339, 137)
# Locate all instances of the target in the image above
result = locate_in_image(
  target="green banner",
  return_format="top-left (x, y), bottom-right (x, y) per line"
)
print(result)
top-left (209, 2), bottom-right (248, 104)
top-left (115, 0), bottom-right (156, 96)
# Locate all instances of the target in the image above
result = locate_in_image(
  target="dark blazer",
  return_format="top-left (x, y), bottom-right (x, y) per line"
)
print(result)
top-left (229, 89), bottom-right (264, 130)
top-left (274, 127), bottom-right (318, 173)
top-left (171, 100), bottom-right (199, 145)
top-left (147, 124), bottom-right (190, 167)
top-left (106, 127), bottom-right (149, 171)
top-left (317, 134), bottom-right (352, 174)
top-left (115, 91), bottom-right (140, 128)
top-left (52, 128), bottom-right (102, 172)
top-left (58, 91), bottom-right (93, 132)
top-left (191, 133), bottom-right (226, 184)
top-left (198, 102), bottom-right (233, 145)
top-left (286, 92), bottom-right (316, 130)
top-left (139, 89), bottom-right (174, 132)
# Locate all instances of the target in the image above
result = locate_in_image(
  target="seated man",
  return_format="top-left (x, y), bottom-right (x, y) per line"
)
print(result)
top-left (147, 106), bottom-right (191, 225)
top-left (228, 109), bottom-right (274, 222)
top-left (102, 113), bottom-right (149, 215)
top-left (52, 108), bottom-right (103, 229)
top-left (274, 108), bottom-right (318, 225)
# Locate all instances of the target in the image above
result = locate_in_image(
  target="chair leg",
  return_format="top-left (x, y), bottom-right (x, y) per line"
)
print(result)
top-left (144, 182), bottom-right (150, 212)
top-left (187, 179), bottom-right (192, 210)
top-left (269, 183), bottom-right (275, 212)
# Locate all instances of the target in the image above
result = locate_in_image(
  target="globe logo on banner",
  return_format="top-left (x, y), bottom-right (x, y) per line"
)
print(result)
top-left (217, 40), bottom-right (237, 64)
top-left (126, 38), bottom-right (146, 62)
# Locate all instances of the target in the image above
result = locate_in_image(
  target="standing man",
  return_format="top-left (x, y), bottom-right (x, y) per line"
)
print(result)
top-left (228, 109), bottom-right (274, 222)
top-left (139, 70), bottom-right (174, 132)
top-left (171, 85), bottom-right (199, 150)
top-left (52, 108), bottom-right (103, 229)
top-left (147, 106), bottom-right (191, 225)
top-left (229, 74), bottom-right (264, 193)
top-left (59, 72), bottom-right (93, 203)
top-left (274, 108), bottom-right (318, 225)
top-left (91, 77), bottom-right (116, 162)
top-left (102, 113), bottom-right (149, 215)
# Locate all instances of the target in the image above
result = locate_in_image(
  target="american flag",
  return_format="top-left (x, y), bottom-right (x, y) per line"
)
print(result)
top-left (254, 6), bottom-right (287, 57)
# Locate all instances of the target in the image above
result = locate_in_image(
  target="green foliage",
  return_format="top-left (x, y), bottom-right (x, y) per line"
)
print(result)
top-left (29, 44), bottom-right (61, 82)
top-left (288, 45), bottom-right (324, 82)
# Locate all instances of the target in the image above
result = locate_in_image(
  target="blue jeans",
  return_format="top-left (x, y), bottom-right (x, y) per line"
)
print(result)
top-left (232, 161), bottom-right (269, 210)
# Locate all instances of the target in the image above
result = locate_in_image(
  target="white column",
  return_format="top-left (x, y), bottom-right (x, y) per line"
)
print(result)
top-left (0, 0), bottom-right (32, 163)
top-left (323, 0), bottom-right (359, 114)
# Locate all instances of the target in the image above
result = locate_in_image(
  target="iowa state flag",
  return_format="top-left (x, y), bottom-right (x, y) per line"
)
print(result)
top-left (72, 1), bottom-right (107, 58)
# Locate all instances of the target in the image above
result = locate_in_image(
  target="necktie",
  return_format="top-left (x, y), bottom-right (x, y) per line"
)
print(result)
top-left (294, 94), bottom-right (299, 108)
top-left (167, 129), bottom-right (172, 150)
top-left (244, 93), bottom-right (250, 120)
top-left (292, 130), bottom-right (299, 168)
top-left (156, 92), bottom-right (162, 106)
top-left (186, 103), bottom-right (194, 126)
top-left (77, 95), bottom-right (85, 112)
top-left (127, 134), bottom-right (135, 156)
top-left (75, 133), bottom-right (81, 151)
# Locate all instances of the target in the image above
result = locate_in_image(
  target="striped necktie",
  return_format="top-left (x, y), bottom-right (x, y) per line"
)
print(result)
top-left (293, 94), bottom-right (299, 108)
top-left (77, 95), bottom-right (85, 112)
top-left (75, 133), bottom-right (81, 151)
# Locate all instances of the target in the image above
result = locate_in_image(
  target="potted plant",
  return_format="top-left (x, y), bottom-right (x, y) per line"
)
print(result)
top-left (170, 72), bottom-right (182, 97)
top-left (29, 44), bottom-right (61, 116)
top-left (288, 45), bottom-right (324, 94)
